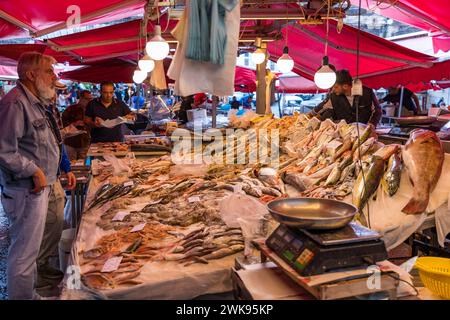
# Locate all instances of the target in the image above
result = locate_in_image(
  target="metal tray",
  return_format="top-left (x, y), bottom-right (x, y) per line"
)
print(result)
top-left (392, 116), bottom-right (436, 125)
top-left (267, 198), bottom-right (358, 230)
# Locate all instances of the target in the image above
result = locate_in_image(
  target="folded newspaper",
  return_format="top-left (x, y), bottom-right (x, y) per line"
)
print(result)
top-left (100, 116), bottom-right (134, 128)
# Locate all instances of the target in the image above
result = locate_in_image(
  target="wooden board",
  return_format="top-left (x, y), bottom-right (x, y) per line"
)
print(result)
top-left (252, 239), bottom-right (399, 300)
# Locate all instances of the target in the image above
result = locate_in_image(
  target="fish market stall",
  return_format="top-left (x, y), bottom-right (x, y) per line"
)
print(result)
top-left (62, 113), bottom-right (450, 299)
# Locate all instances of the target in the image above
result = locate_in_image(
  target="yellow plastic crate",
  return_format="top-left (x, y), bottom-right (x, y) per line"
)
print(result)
top-left (415, 257), bottom-right (450, 299)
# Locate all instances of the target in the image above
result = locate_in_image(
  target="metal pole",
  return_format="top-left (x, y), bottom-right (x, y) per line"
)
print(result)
top-left (212, 96), bottom-right (218, 128)
top-left (398, 86), bottom-right (405, 117)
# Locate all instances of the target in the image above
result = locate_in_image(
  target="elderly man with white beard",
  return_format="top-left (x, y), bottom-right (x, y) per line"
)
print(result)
top-left (0, 52), bottom-right (61, 299)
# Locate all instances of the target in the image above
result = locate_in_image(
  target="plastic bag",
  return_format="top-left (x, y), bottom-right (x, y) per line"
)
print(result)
top-left (228, 109), bottom-right (258, 129)
top-left (102, 154), bottom-right (131, 176)
top-left (219, 193), bottom-right (269, 256)
top-left (377, 257), bottom-right (418, 298)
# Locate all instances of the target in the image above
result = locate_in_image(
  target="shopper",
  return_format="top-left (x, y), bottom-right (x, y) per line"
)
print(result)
top-left (36, 144), bottom-right (76, 297)
top-left (85, 81), bottom-right (134, 143)
top-left (311, 69), bottom-right (382, 127)
top-left (0, 52), bottom-right (60, 299)
top-left (62, 90), bottom-right (93, 160)
top-left (230, 96), bottom-right (240, 109)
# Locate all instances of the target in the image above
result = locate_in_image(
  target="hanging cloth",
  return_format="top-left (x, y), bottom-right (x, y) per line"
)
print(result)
top-left (186, 0), bottom-right (239, 65)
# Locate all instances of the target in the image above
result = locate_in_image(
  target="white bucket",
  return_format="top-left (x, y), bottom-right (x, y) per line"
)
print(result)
top-left (59, 228), bottom-right (76, 273)
top-left (385, 106), bottom-right (396, 117)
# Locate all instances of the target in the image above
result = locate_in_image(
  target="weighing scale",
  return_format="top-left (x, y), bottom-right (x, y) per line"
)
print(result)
top-left (266, 222), bottom-right (388, 276)
top-left (388, 124), bottom-right (440, 138)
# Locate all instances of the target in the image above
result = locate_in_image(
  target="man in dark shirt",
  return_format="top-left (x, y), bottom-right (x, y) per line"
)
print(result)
top-left (379, 86), bottom-right (423, 115)
top-left (85, 81), bottom-right (134, 143)
top-left (311, 70), bottom-right (382, 127)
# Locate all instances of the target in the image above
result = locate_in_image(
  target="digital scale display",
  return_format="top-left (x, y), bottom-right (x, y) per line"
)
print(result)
top-left (266, 223), bottom-right (388, 276)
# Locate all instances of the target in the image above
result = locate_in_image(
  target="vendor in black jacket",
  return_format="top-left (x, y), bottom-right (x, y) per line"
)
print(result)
top-left (311, 70), bottom-right (382, 127)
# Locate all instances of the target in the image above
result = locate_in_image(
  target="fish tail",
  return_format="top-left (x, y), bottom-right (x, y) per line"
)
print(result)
top-left (402, 194), bottom-right (429, 215)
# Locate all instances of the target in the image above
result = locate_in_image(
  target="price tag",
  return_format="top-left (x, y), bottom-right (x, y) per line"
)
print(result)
top-left (112, 211), bottom-right (129, 221)
top-left (101, 256), bottom-right (123, 273)
top-left (188, 196), bottom-right (201, 203)
top-left (242, 168), bottom-right (252, 174)
top-left (124, 181), bottom-right (134, 187)
top-left (157, 175), bottom-right (167, 181)
top-left (130, 223), bottom-right (146, 233)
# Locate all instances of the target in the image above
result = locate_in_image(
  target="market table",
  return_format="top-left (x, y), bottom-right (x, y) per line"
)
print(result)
top-left (61, 162), bottom-right (245, 300)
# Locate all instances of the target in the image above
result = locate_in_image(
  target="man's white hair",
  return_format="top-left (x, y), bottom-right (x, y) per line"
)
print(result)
top-left (17, 51), bottom-right (57, 81)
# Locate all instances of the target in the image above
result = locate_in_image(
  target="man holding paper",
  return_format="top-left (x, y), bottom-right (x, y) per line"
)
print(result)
top-left (85, 81), bottom-right (135, 143)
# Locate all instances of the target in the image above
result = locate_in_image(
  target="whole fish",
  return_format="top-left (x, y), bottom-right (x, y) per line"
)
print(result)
top-left (353, 155), bottom-right (385, 211)
top-left (282, 172), bottom-right (313, 192)
top-left (339, 162), bottom-right (356, 183)
top-left (324, 165), bottom-right (341, 186)
top-left (303, 159), bottom-right (318, 175)
top-left (353, 137), bottom-right (375, 162)
top-left (401, 130), bottom-right (444, 214)
top-left (373, 144), bottom-right (401, 161)
top-left (381, 153), bottom-right (402, 197)
top-left (338, 150), bottom-right (353, 170)
top-left (352, 124), bottom-right (374, 152)
top-left (333, 137), bottom-right (352, 161)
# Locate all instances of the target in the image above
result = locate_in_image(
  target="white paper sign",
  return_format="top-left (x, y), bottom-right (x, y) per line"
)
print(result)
top-left (101, 256), bottom-right (123, 273)
top-left (124, 181), bottom-right (134, 187)
top-left (130, 223), bottom-right (146, 233)
top-left (188, 196), bottom-right (201, 203)
top-left (112, 211), bottom-right (129, 221)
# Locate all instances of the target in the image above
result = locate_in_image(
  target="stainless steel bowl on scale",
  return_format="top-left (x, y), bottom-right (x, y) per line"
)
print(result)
top-left (267, 197), bottom-right (358, 230)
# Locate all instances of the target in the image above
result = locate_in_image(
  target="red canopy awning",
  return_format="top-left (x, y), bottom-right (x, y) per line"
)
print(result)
top-left (0, 43), bottom-right (80, 65)
top-left (277, 76), bottom-right (326, 93)
top-left (234, 66), bottom-right (256, 92)
top-left (363, 1), bottom-right (450, 53)
top-left (61, 59), bottom-right (136, 83)
top-left (0, 65), bottom-right (18, 79)
top-left (0, 0), bottom-right (145, 39)
top-left (267, 21), bottom-right (434, 83)
top-left (48, 17), bottom-right (177, 62)
top-left (361, 59), bottom-right (450, 89)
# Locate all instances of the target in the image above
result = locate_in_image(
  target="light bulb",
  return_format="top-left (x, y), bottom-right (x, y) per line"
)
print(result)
top-left (146, 25), bottom-right (170, 61)
top-left (276, 47), bottom-right (294, 73)
top-left (314, 56), bottom-right (336, 89)
top-left (133, 69), bottom-right (147, 84)
top-left (138, 55), bottom-right (155, 73)
top-left (251, 48), bottom-right (266, 65)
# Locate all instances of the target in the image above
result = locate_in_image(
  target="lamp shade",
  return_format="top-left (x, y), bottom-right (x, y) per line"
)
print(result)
top-left (146, 25), bottom-right (170, 61)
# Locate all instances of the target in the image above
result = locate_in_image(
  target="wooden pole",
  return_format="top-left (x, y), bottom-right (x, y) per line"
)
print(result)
top-left (256, 41), bottom-right (268, 115)
top-left (212, 95), bottom-right (218, 128)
